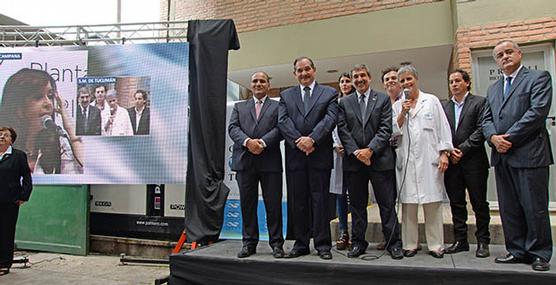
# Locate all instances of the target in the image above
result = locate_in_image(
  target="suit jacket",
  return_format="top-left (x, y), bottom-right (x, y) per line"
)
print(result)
top-left (76, 105), bottom-right (101, 136)
top-left (0, 148), bottom-right (32, 203)
top-left (483, 67), bottom-right (554, 168)
top-left (443, 93), bottom-right (489, 170)
top-left (278, 82), bottom-right (338, 171)
top-left (337, 90), bottom-right (395, 172)
top-left (228, 98), bottom-right (283, 172)
top-left (128, 107), bottom-right (151, 135)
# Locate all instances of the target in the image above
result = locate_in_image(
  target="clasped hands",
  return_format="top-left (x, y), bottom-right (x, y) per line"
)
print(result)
top-left (491, 134), bottom-right (512, 153)
top-left (354, 148), bottom-right (373, 166)
top-left (296, 136), bottom-right (315, 156)
top-left (449, 148), bottom-right (463, 164)
top-left (246, 138), bottom-right (265, 155)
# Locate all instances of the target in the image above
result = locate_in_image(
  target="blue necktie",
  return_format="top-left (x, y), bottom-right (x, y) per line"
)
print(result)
top-left (303, 86), bottom-right (310, 114)
top-left (504, 77), bottom-right (512, 98)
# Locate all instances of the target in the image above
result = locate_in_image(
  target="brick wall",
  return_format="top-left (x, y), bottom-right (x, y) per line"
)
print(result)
top-left (163, 0), bottom-right (440, 33)
top-left (455, 17), bottom-right (556, 73)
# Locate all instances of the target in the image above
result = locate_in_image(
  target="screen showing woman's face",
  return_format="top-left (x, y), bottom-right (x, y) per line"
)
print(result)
top-left (26, 81), bottom-right (54, 122)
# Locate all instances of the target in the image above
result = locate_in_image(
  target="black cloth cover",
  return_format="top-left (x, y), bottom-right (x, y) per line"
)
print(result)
top-left (184, 19), bottom-right (240, 242)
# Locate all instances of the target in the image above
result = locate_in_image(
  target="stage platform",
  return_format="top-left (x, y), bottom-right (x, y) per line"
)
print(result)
top-left (169, 240), bottom-right (556, 285)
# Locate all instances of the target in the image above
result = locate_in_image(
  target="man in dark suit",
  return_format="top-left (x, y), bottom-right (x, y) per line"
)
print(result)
top-left (442, 69), bottom-right (491, 258)
top-left (337, 64), bottom-right (402, 259)
top-left (228, 71), bottom-right (284, 259)
top-left (278, 57), bottom-right (338, 260)
top-left (75, 87), bottom-right (101, 136)
top-left (128, 89), bottom-right (151, 135)
top-left (0, 127), bottom-right (32, 276)
top-left (483, 40), bottom-right (553, 271)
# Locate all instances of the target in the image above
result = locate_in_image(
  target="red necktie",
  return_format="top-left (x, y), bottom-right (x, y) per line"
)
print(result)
top-left (255, 100), bottom-right (262, 119)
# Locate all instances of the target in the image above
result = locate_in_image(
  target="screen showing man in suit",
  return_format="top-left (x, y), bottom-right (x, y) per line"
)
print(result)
top-left (228, 71), bottom-right (284, 259)
top-left (483, 40), bottom-right (553, 271)
top-left (128, 89), bottom-right (150, 135)
top-left (442, 70), bottom-right (490, 258)
top-left (75, 87), bottom-right (102, 136)
top-left (337, 64), bottom-right (402, 260)
top-left (278, 57), bottom-right (338, 260)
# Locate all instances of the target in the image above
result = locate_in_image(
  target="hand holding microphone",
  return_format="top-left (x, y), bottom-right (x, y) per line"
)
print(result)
top-left (41, 115), bottom-right (66, 137)
top-left (401, 88), bottom-right (413, 115)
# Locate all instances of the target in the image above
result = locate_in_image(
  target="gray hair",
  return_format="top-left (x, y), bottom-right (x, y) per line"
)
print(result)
top-left (492, 39), bottom-right (521, 59)
top-left (106, 89), bottom-right (117, 98)
top-left (351, 64), bottom-right (371, 77)
top-left (251, 71), bottom-right (270, 82)
top-left (397, 65), bottom-right (419, 79)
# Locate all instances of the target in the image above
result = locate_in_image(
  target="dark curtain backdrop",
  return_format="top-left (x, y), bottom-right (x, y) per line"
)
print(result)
top-left (185, 20), bottom-right (240, 242)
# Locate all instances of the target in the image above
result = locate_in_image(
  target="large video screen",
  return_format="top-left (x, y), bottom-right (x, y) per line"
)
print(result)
top-left (0, 43), bottom-right (189, 184)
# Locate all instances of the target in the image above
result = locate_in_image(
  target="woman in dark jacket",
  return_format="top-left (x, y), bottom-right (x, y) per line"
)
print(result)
top-left (0, 127), bottom-right (32, 276)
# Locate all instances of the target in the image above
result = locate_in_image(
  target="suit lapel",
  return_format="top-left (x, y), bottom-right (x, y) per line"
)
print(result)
top-left (293, 86), bottom-right (305, 116)
top-left (363, 90), bottom-right (378, 126)
top-left (501, 67), bottom-right (527, 110)
top-left (305, 84), bottom-right (322, 117)
top-left (257, 99), bottom-right (271, 122)
top-left (492, 79), bottom-right (504, 118)
top-left (348, 93), bottom-right (363, 125)
top-left (248, 99), bottom-right (257, 123)
top-left (456, 94), bottom-right (472, 132)
top-left (446, 100), bottom-right (456, 134)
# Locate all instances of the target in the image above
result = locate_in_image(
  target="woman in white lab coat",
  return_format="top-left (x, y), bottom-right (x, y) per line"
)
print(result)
top-left (392, 65), bottom-right (452, 258)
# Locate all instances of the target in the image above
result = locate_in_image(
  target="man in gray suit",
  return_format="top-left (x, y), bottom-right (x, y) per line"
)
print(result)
top-left (483, 40), bottom-right (553, 271)
top-left (228, 72), bottom-right (284, 259)
top-left (278, 57), bottom-right (338, 260)
top-left (337, 64), bottom-right (402, 259)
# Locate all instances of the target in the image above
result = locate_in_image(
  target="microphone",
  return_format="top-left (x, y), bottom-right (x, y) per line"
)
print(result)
top-left (41, 115), bottom-right (66, 137)
top-left (403, 88), bottom-right (411, 100)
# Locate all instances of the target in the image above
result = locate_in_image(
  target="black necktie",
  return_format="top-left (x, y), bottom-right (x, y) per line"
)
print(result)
top-left (303, 86), bottom-right (310, 114)
top-left (82, 107), bottom-right (88, 131)
top-left (360, 94), bottom-right (367, 143)
top-left (359, 94), bottom-right (367, 118)
top-left (504, 76), bottom-right (512, 98)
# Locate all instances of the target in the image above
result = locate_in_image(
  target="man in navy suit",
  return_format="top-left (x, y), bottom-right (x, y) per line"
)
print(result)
top-left (278, 57), bottom-right (338, 260)
top-left (228, 71), bottom-right (284, 259)
top-left (337, 64), bottom-right (403, 259)
top-left (128, 89), bottom-right (150, 135)
top-left (443, 70), bottom-right (491, 258)
top-left (75, 87), bottom-right (101, 136)
top-left (483, 40), bottom-right (553, 271)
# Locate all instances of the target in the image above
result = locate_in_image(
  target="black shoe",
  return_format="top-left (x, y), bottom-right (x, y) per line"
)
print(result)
top-left (403, 249), bottom-right (417, 257)
top-left (272, 247), bottom-right (285, 258)
top-left (444, 240), bottom-right (469, 254)
top-left (475, 243), bottom-right (490, 258)
top-left (389, 247), bottom-right (404, 260)
top-left (286, 248), bottom-right (310, 258)
top-left (532, 257), bottom-right (550, 271)
top-left (347, 245), bottom-right (367, 258)
top-left (318, 250), bottom-right (332, 260)
top-left (0, 268), bottom-right (9, 276)
top-left (336, 232), bottom-right (350, 251)
top-left (237, 246), bottom-right (256, 258)
top-left (494, 253), bottom-right (526, 264)
top-left (429, 250), bottom-right (444, 259)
